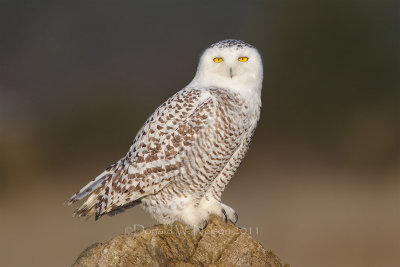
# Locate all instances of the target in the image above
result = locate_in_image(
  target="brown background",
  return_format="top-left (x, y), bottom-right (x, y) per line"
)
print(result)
top-left (0, 1), bottom-right (399, 266)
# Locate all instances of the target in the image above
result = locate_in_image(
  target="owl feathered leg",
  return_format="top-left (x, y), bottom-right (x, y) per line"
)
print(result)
top-left (178, 202), bottom-right (210, 230)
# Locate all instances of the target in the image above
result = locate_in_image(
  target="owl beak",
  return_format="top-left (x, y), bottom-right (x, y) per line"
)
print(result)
top-left (229, 67), bottom-right (233, 78)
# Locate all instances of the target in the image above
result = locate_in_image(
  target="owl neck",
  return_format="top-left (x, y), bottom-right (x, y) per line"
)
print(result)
top-left (188, 73), bottom-right (263, 105)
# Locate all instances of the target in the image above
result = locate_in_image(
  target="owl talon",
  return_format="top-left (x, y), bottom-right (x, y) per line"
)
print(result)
top-left (233, 212), bottom-right (238, 224)
top-left (222, 208), bottom-right (228, 223)
top-left (199, 219), bottom-right (209, 231)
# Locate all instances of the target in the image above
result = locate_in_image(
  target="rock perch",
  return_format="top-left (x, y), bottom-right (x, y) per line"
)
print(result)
top-left (72, 215), bottom-right (288, 267)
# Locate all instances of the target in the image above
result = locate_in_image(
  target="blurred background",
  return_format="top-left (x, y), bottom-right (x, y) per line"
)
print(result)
top-left (0, 1), bottom-right (399, 266)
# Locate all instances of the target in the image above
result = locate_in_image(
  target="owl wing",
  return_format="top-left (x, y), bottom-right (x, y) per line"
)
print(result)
top-left (67, 88), bottom-right (219, 219)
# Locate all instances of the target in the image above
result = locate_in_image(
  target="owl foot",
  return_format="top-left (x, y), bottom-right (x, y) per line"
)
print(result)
top-left (179, 204), bottom-right (210, 230)
top-left (221, 203), bottom-right (238, 224)
top-left (199, 198), bottom-right (238, 224)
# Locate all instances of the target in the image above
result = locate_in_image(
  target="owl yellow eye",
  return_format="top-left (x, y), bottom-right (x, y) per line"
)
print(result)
top-left (213, 57), bottom-right (223, 63)
top-left (238, 57), bottom-right (248, 62)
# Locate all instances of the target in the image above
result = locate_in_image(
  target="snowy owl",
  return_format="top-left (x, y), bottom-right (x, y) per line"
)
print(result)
top-left (67, 39), bottom-right (263, 228)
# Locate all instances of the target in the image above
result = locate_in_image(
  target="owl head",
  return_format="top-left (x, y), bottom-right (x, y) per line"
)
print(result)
top-left (192, 39), bottom-right (263, 95)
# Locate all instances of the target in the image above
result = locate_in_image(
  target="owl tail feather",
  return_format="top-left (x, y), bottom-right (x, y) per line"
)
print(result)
top-left (66, 170), bottom-right (111, 206)
top-left (72, 192), bottom-right (99, 219)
